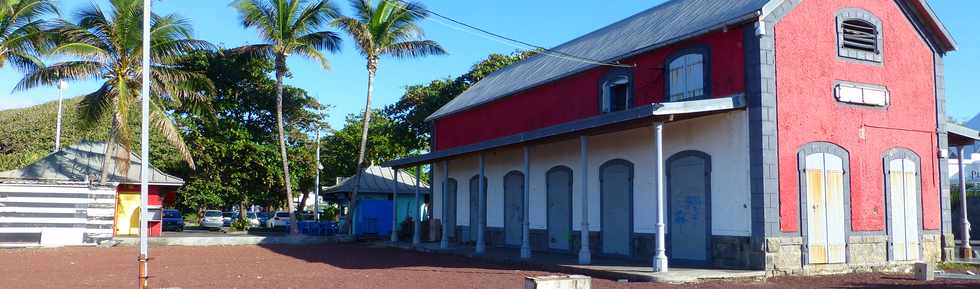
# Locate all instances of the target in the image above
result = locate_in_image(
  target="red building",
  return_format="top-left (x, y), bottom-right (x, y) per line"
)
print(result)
top-left (386, 0), bottom-right (966, 274)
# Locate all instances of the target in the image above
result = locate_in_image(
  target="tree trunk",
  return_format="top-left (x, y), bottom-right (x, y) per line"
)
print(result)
top-left (99, 119), bottom-right (119, 185)
top-left (274, 55), bottom-right (299, 235)
top-left (349, 56), bottom-right (378, 236)
top-left (298, 190), bottom-right (310, 214)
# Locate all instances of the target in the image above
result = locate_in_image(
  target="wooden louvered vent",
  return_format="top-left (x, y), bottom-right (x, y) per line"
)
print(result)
top-left (841, 19), bottom-right (878, 53)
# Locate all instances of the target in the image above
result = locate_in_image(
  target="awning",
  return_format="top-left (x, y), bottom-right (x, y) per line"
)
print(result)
top-left (383, 94), bottom-right (746, 168)
top-left (948, 122), bottom-right (980, 147)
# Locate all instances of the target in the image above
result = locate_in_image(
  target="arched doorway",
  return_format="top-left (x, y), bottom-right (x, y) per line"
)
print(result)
top-left (504, 171), bottom-right (525, 247)
top-left (600, 159), bottom-right (633, 256)
top-left (445, 178), bottom-right (458, 241)
top-left (468, 175), bottom-right (486, 243)
top-left (546, 166), bottom-right (572, 251)
top-left (884, 149), bottom-right (922, 261)
top-left (667, 151), bottom-right (711, 264)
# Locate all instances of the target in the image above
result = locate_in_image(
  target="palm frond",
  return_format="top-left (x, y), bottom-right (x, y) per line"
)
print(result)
top-left (14, 60), bottom-right (103, 91)
top-left (149, 100), bottom-right (196, 169)
top-left (380, 39), bottom-right (445, 59)
top-left (295, 30), bottom-right (342, 53)
top-left (332, 16), bottom-right (371, 56)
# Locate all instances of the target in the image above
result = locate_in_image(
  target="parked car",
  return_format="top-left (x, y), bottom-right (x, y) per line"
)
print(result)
top-left (162, 209), bottom-right (184, 232)
top-left (222, 211), bottom-right (238, 227)
top-left (267, 211), bottom-right (291, 228)
top-left (255, 212), bottom-right (270, 227)
top-left (245, 212), bottom-right (261, 228)
top-left (200, 210), bottom-right (224, 230)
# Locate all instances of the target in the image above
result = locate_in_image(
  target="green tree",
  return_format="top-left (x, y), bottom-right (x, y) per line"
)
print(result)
top-left (15, 0), bottom-right (213, 183)
top-left (321, 112), bottom-right (408, 185)
top-left (171, 50), bottom-right (324, 219)
top-left (334, 0), bottom-right (445, 231)
top-left (235, 0), bottom-right (342, 234)
top-left (384, 51), bottom-right (534, 152)
top-left (0, 0), bottom-right (56, 72)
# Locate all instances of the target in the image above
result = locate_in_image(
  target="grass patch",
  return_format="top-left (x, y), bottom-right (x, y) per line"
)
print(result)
top-left (939, 262), bottom-right (980, 271)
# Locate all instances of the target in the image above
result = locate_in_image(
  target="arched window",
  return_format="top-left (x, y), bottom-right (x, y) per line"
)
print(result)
top-left (600, 68), bottom-right (632, 113)
top-left (667, 48), bottom-right (709, 102)
top-left (836, 8), bottom-right (883, 63)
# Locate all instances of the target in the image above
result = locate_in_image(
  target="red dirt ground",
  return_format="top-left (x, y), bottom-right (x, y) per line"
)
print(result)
top-left (1, 244), bottom-right (978, 289)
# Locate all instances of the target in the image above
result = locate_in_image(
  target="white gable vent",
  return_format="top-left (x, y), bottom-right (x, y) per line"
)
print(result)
top-left (835, 82), bottom-right (889, 107)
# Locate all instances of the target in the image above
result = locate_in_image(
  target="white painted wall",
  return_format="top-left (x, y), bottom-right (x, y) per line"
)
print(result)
top-left (432, 111), bottom-right (752, 237)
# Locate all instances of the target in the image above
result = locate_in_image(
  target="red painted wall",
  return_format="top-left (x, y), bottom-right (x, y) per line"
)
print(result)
top-left (435, 26), bottom-right (747, 150)
top-left (774, 0), bottom-right (940, 232)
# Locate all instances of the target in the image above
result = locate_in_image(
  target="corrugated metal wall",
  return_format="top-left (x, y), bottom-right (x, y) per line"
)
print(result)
top-left (0, 184), bottom-right (115, 246)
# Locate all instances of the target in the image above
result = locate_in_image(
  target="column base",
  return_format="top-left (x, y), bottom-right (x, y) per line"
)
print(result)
top-left (654, 255), bottom-right (668, 272)
top-left (960, 246), bottom-right (974, 259)
top-left (520, 245), bottom-right (531, 259)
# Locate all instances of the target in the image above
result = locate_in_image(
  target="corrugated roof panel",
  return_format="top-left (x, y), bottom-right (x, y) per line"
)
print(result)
top-left (0, 141), bottom-right (184, 185)
top-left (426, 0), bottom-right (769, 121)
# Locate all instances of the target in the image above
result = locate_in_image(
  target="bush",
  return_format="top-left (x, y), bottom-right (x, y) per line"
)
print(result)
top-left (230, 218), bottom-right (250, 231)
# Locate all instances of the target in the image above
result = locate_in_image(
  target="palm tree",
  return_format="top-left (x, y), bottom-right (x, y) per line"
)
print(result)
top-left (0, 0), bottom-right (57, 73)
top-left (334, 0), bottom-right (445, 234)
top-left (15, 0), bottom-right (212, 182)
top-left (234, 0), bottom-right (342, 235)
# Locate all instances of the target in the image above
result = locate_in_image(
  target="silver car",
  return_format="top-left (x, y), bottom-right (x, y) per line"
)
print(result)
top-left (200, 210), bottom-right (224, 230)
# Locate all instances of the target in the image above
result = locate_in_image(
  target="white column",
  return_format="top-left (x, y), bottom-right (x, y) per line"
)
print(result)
top-left (959, 146), bottom-right (972, 257)
top-left (653, 122), bottom-right (668, 272)
top-left (413, 165), bottom-right (422, 246)
top-left (391, 167), bottom-right (399, 243)
top-left (476, 153), bottom-right (487, 255)
top-left (521, 145), bottom-right (532, 259)
top-left (314, 128), bottom-right (321, 221)
top-left (578, 136), bottom-right (591, 265)
top-left (440, 160), bottom-right (450, 249)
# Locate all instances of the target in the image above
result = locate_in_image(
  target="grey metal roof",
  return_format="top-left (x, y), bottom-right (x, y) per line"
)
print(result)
top-left (425, 0), bottom-right (957, 122)
top-left (0, 141), bottom-right (184, 186)
top-left (387, 94), bottom-right (745, 168)
top-left (323, 165), bottom-right (430, 195)
top-left (425, 0), bottom-right (769, 121)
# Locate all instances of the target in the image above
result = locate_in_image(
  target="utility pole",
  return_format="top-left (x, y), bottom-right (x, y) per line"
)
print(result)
top-left (138, 0), bottom-right (151, 288)
top-left (54, 80), bottom-right (68, 152)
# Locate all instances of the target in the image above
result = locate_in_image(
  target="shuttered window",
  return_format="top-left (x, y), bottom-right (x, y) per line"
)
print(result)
top-left (841, 19), bottom-right (879, 53)
top-left (668, 53), bottom-right (706, 102)
top-left (601, 75), bottom-right (631, 113)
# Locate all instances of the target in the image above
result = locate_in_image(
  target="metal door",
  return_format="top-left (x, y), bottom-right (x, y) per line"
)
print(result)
top-left (468, 176), bottom-right (485, 242)
top-left (805, 153), bottom-right (846, 264)
top-left (889, 159), bottom-right (920, 261)
top-left (601, 160), bottom-right (632, 256)
top-left (446, 179), bottom-right (457, 240)
top-left (547, 167), bottom-right (572, 250)
top-left (504, 172), bottom-right (524, 246)
top-left (668, 153), bottom-right (710, 263)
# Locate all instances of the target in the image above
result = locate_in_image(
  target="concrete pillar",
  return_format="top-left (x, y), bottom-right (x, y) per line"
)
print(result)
top-left (521, 145), bottom-right (532, 259)
top-left (578, 136), bottom-right (591, 265)
top-left (653, 122), bottom-right (668, 272)
top-left (476, 153), bottom-right (487, 255)
top-left (391, 167), bottom-right (399, 243)
top-left (413, 165), bottom-right (422, 246)
top-left (959, 146), bottom-right (972, 258)
top-left (441, 160), bottom-right (450, 249)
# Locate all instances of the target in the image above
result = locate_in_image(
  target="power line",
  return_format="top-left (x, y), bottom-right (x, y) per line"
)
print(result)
top-left (382, 0), bottom-right (633, 68)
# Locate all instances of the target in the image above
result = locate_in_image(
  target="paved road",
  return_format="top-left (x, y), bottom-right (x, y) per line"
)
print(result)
top-left (1, 244), bottom-right (979, 289)
top-left (161, 227), bottom-right (288, 238)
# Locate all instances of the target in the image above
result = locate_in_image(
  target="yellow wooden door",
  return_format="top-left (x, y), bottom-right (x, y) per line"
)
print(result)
top-left (115, 193), bottom-right (141, 236)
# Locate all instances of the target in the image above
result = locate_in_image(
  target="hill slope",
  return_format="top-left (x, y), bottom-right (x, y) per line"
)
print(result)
top-left (0, 97), bottom-right (109, 171)
top-left (0, 98), bottom-right (185, 173)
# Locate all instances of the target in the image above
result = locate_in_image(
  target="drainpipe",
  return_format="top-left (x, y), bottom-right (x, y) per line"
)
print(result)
top-left (441, 160), bottom-right (450, 249)
top-left (413, 165), bottom-right (421, 246)
top-left (521, 146), bottom-right (532, 259)
top-left (959, 146), bottom-right (972, 258)
top-left (654, 122), bottom-right (668, 272)
top-left (579, 136), bottom-right (591, 264)
top-left (476, 153), bottom-right (486, 255)
top-left (391, 168), bottom-right (399, 243)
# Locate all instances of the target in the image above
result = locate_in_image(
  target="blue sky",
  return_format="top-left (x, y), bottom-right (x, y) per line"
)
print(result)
top-left (0, 0), bottom-right (976, 130)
